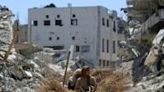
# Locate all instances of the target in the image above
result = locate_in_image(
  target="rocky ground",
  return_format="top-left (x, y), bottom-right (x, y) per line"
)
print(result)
top-left (0, 50), bottom-right (66, 92)
top-left (127, 73), bottom-right (164, 92)
top-left (0, 47), bottom-right (97, 92)
top-left (0, 50), bottom-right (163, 92)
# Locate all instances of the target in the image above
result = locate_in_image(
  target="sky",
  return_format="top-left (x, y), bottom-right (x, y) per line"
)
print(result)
top-left (0, 0), bottom-right (127, 24)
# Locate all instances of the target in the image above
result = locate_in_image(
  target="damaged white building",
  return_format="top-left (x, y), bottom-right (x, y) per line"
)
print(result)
top-left (28, 5), bottom-right (125, 67)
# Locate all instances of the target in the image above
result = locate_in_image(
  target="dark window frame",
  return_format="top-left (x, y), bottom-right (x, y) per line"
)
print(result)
top-left (72, 36), bottom-right (75, 40)
top-left (33, 20), bottom-right (38, 26)
top-left (113, 21), bottom-right (116, 32)
top-left (107, 19), bottom-right (109, 27)
top-left (102, 39), bottom-right (105, 52)
top-left (107, 40), bottom-right (109, 53)
top-left (44, 20), bottom-right (51, 26)
top-left (76, 45), bottom-right (80, 52)
top-left (55, 19), bottom-right (63, 26)
top-left (71, 19), bottom-right (78, 26)
top-left (113, 41), bottom-right (116, 53)
top-left (102, 18), bottom-right (105, 26)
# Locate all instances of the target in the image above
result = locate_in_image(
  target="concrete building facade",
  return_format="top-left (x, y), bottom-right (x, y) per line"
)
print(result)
top-left (28, 5), bottom-right (124, 67)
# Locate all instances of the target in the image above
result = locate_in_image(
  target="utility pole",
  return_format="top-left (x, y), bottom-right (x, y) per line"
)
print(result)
top-left (63, 51), bottom-right (71, 86)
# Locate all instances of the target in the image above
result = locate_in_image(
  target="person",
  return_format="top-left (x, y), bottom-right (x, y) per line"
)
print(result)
top-left (68, 69), bottom-right (82, 90)
top-left (75, 66), bottom-right (97, 92)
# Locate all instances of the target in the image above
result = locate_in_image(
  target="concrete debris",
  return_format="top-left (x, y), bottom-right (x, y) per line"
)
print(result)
top-left (0, 44), bottom-right (97, 92)
top-left (119, 40), bottom-right (140, 61)
top-left (153, 29), bottom-right (164, 45)
top-left (0, 6), bottom-right (13, 59)
top-left (0, 54), bottom-right (40, 92)
top-left (126, 73), bottom-right (164, 92)
top-left (124, 53), bottom-right (164, 92)
top-left (0, 50), bottom-right (64, 92)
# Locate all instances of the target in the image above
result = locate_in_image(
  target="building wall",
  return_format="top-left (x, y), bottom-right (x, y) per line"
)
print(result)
top-left (19, 25), bottom-right (28, 43)
top-left (99, 10), bottom-right (119, 68)
top-left (28, 6), bottom-right (123, 67)
top-left (28, 6), bottom-right (102, 66)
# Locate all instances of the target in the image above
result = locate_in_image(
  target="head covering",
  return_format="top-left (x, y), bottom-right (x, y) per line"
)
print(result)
top-left (81, 66), bottom-right (90, 76)
top-left (82, 66), bottom-right (90, 70)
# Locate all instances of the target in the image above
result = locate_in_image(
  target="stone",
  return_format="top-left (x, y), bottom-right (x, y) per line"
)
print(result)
top-left (8, 66), bottom-right (24, 80)
top-left (22, 87), bottom-right (34, 92)
top-left (15, 88), bottom-right (22, 92)
top-left (24, 71), bottom-right (32, 78)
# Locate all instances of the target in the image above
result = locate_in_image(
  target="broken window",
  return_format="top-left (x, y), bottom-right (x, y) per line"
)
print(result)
top-left (81, 45), bottom-right (90, 53)
top-left (55, 15), bottom-right (62, 26)
top-left (71, 19), bottom-right (78, 26)
top-left (49, 37), bottom-right (52, 41)
top-left (32, 20), bottom-right (38, 26)
top-left (57, 37), bottom-right (60, 40)
top-left (44, 20), bottom-right (50, 26)
top-left (72, 14), bottom-right (76, 18)
top-left (55, 20), bottom-right (63, 26)
top-left (46, 15), bottom-right (49, 18)
top-left (76, 45), bottom-right (80, 52)
top-left (71, 14), bottom-right (78, 26)
top-left (57, 15), bottom-right (60, 18)
top-left (45, 46), bottom-right (64, 50)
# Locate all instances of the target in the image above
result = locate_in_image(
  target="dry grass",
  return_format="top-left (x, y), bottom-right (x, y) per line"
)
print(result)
top-left (36, 77), bottom-right (69, 92)
top-left (92, 69), bottom-right (127, 92)
top-left (36, 70), bottom-right (127, 92)
top-left (36, 71), bottom-right (74, 92)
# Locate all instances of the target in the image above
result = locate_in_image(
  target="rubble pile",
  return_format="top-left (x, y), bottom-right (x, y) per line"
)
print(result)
top-left (124, 54), bottom-right (164, 92)
top-left (0, 47), bottom-right (92, 92)
top-left (0, 6), bottom-right (13, 60)
top-left (0, 51), bottom-right (64, 92)
top-left (35, 48), bottom-right (94, 71)
top-left (126, 73), bottom-right (164, 92)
